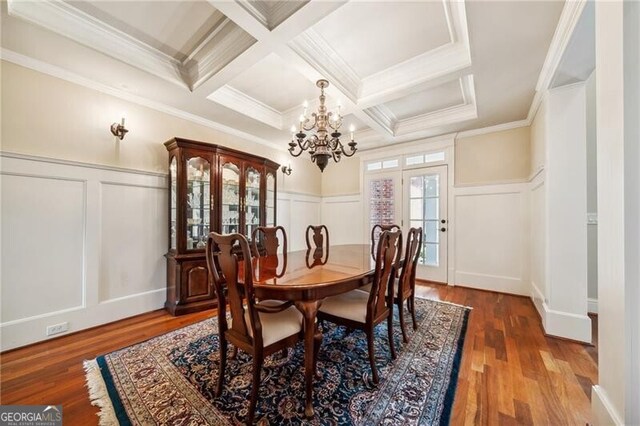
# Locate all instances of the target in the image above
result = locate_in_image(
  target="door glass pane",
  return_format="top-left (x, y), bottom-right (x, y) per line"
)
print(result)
top-left (186, 157), bottom-right (210, 250)
top-left (425, 198), bottom-right (439, 219)
top-left (410, 176), bottom-right (422, 197)
top-left (425, 175), bottom-right (439, 196)
top-left (424, 243), bottom-right (439, 266)
top-left (266, 173), bottom-right (275, 227)
top-left (410, 199), bottom-right (423, 220)
top-left (245, 167), bottom-right (261, 238)
top-left (222, 162), bottom-right (240, 235)
top-left (410, 172), bottom-right (441, 266)
top-left (369, 178), bottom-right (396, 241)
top-left (424, 220), bottom-right (439, 243)
top-left (170, 157), bottom-right (177, 250)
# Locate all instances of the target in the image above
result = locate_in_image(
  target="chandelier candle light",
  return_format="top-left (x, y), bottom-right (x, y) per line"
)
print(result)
top-left (288, 79), bottom-right (357, 172)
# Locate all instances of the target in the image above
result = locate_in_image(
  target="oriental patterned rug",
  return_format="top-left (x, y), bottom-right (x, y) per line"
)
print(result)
top-left (84, 298), bottom-right (470, 425)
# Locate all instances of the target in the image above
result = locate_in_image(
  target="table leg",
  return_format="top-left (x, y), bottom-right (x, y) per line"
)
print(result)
top-left (295, 300), bottom-right (322, 419)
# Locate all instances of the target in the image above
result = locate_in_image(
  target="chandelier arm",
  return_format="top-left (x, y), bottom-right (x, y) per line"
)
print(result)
top-left (341, 145), bottom-right (357, 157)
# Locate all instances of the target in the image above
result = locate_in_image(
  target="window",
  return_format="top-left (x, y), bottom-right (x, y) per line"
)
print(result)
top-left (409, 174), bottom-right (440, 266)
top-left (366, 158), bottom-right (399, 172)
top-left (405, 151), bottom-right (445, 167)
top-left (382, 159), bottom-right (399, 169)
top-left (367, 161), bottom-right (382, 171)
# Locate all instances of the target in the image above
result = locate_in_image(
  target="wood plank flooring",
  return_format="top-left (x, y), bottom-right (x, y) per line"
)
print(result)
top-left (0, 283), bottom-right (597, 425)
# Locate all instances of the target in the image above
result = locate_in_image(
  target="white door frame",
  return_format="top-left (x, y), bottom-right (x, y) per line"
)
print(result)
top-left (402, 165), bottom-right (449, 283)
top-left (358, 136), bottom-right (456, 285)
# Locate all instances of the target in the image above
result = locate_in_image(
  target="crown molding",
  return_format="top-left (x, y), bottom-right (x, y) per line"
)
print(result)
top-left (187, 25), bottom-right (257, 91)
top-left (395, 103), bottom-right (477, 136)
top-left (0, 49), bottom-right (284, 152)
top-left (456, 119), bottom-right (530, 139)
top-left (236, 0), bottom-right (270, 29)
top-left (362, 105), bottom-right (396, 136)
top-left (7, 0), bottom-right (188, 89)
top-left (208, 85), bottom-right (283, 129)
top-left (288, 29), bottom-right (361, 102)
top-left (358, 42), bottom-right (471, 108)
top-left (527, 0), bottom-right (587, 122)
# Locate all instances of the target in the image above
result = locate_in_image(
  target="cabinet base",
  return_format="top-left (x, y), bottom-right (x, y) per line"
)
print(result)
top-left (165, 298), bottom-right (218, 316)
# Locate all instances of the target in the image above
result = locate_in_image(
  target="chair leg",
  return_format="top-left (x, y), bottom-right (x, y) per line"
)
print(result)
top-left (247, 354), bottom-right (264, 425)
top-left (397, 299), bottom-right (409, 343)
top-left (313, 332), bottom-right (322, 379)
top-left (216, 337), bottom-right (227, 397)
top-left (366, 328), bottom-right (379, 384)
top-left (230, 345), bottom-right (238, 359)
top-left (387, 312), bottom-right (397, 360)
top-left (410, 295), bottom-right (418, 331)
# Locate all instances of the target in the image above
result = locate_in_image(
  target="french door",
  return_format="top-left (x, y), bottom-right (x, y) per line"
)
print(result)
top-left (402, 165), bottom-right (448, 283)
top-left (364, 171), bottom-right (403, 243)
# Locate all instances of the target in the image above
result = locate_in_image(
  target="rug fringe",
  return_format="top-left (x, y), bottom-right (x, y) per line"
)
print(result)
top-left (415, 295), bottom-right (473, 310)
top-left (83, 359), bottom-right (119, 426)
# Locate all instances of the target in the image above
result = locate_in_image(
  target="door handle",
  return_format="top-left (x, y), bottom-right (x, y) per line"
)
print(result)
top-left (440, 227), bottom-right (447, 232)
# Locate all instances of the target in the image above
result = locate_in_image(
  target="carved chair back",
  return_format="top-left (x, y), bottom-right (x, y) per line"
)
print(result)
top-left (251, 226), bottom-right (287, 257)
top-left (368, 229), bottom-right (402, 322)
top-left (305, 225), bottom-right (329, 250)
top-left (397, 227), bottom-right (422, 299)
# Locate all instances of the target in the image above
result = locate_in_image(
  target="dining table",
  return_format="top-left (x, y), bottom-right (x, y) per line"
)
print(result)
top-left (239, 243), bottom-right (378, 418)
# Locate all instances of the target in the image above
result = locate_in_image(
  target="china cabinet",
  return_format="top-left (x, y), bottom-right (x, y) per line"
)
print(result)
top-left (164, 138), bottom-right (279, 315)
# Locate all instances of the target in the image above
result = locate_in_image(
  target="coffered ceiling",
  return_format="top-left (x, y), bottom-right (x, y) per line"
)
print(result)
top-left (1, 0), bottom-right (565, 151)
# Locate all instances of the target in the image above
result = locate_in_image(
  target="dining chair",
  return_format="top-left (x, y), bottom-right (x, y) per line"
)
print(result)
top-left (251, 225), bottom-right (287, 257)
top-left (317, 229), bottom-right (402, 384)
top-left (370, 224), bottom-right (402, 267)
top-left (394, 227), bottom-right (423, 343)
top-left (206, 232), bottom-right (314, 425)
top-left (305, 224), bottom-right (329, 250)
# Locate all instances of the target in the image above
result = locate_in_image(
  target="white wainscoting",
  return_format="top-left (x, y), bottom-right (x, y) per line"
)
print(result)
top-left (277, 192), bottom-right (322, 252)
top-left (451, 183), bottom-right (530, 295)
top-left (320, 194), bottom-right (363, 245)
top-left (0, 153), bottom-right (168, 351)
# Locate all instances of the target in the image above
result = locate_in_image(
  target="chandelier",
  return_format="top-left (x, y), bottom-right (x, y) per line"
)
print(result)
top-left (288, 79), bottom-right (357, 172)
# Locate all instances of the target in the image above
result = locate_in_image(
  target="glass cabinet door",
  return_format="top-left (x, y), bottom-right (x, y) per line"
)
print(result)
top-left (221, 162), bottom-right (241, 235)
top-left (170, 157), bottom-right (177, 250)
top-left (245, 167), bottom-right (261, 237)
top-left (186, 156), bottom-right (210, 250)
top-left (266, 173), bottom-right (275, 227)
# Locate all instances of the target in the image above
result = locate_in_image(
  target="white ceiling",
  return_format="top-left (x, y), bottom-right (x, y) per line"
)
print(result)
top-left (1, 0), bottom-right (566, 151)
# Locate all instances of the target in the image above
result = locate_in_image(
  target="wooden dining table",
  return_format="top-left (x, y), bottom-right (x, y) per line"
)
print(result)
top-left (240, 244), bottom-right (377, 418)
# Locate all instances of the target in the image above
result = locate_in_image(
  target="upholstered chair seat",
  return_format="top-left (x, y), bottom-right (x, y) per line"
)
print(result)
top-left (318, 290), bottom-right (369, 323)
top-left (237, 300), bottom-right (303, 347)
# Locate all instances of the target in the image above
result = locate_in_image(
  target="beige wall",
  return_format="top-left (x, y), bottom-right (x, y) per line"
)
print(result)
top-left (321, 155), bottom-right (360, 196)
top-left (0, 61), bottom-right (321, 195)
top-left (455, 126), bottom-right (531, 185)
top-left (531, 99), bottom-right (547, 172)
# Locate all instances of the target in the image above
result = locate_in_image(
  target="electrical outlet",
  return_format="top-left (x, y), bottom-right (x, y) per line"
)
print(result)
top-left (46, 322), bottom-right (69, 336)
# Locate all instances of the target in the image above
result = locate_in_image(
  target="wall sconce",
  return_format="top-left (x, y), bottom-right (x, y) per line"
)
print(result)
top-left (110, 117), bottom-right (128, 140)
top-left (281, 164), bottom-right (292, 176)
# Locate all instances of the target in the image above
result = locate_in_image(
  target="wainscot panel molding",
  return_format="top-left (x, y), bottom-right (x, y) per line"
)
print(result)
top-left (277, 192), bottom-right (322, 252)
top-left (320, 195), bottom-right (364, 245)
top-left (451, 183), bottom-right (530, 296)
top-left (0, 153), bottom-right (169, 351)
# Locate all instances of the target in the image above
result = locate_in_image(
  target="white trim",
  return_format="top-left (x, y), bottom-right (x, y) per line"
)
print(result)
top-left (288, 29), bottom-right (361, 102)
top-left (456, 119), bottom-right (530, 139)
top-left (1, 151), bottom-right (168, 178)
top-left (527, 0), bottom-right (588, 123)
top-left (362, 105), bottom-right (396, 136)
top-left (592, 385), bottom-right (625, 426)
top-left (208, 85), bottom-right (283, 129)
top-left (0, 49), bottom-right (284, 152)
top-left (187, 25), bottom-right (256, 91)
top-left (588, 297), bottom-right (598, 314)
top-left (7, 0), bottom-right (186, 88)
top-left (454, 271), bottom-right (528, 296)
top-left (454, 178), bottom-right (530, 188)
top-left (395, 103), bottom-right (477, 136)
top-left (530, 281), bottom-right (592, 343)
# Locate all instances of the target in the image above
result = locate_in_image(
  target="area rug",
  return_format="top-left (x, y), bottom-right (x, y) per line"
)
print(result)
top-left (84, 298), bottom-right (470, 425)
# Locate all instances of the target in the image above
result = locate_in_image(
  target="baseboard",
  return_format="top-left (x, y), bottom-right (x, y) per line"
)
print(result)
top-left (454, 271), bottom-right (528, 296)
top-left (529, 281), bottom-right (591, 343)
top-left (592, 385), bottom-right (624, 425)
top-left (588, 297), bottom-right (598, 314)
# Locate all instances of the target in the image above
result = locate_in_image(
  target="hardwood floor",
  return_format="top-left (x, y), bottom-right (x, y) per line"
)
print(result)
top-left (0, 283), bottom-right (597, 425)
